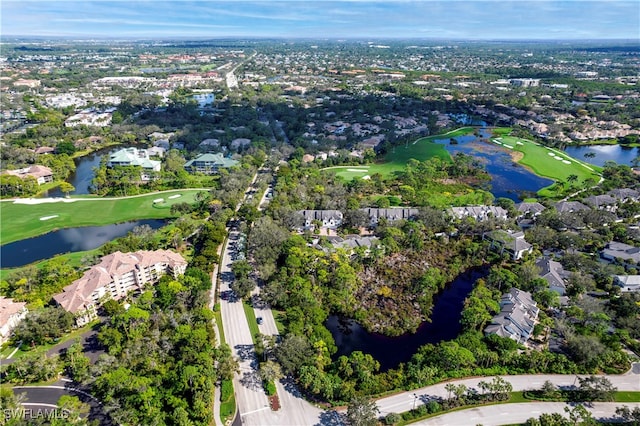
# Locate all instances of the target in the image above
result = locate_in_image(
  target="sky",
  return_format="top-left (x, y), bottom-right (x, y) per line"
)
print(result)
top-left (1, 1), bottom-right (639, 40)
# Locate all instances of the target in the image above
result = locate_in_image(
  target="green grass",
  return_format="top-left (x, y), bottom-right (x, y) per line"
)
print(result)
top-left (1, 189), bottom-right (206, 244)
top-left (219, 379), bottom-right (237, 423)
top-left (496, 135), bottom-right (602, 186)
top-left (243, 300), bottom-right (260, 344)
top-left (0, 249), bottom-right (101, 281)
top-left (272, 309), bottom-right (286, 335)
top-left (613, 391), bottom-right (640, 402)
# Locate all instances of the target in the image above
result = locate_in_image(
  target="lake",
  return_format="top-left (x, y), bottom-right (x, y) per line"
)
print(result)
top-left (563, 144), bottom-right (639, 167)
top-left (0, 219), bottom-right (166, 268)
top-left (326, 268), bottom-right (487, 371)
top-left (44, 146), bottom-right (122, 197)
top-left (433, 130), bottom-right (554, 201)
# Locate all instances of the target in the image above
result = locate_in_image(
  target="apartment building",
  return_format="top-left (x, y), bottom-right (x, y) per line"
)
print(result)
top-left (53, 250), bottom-right (187, 326)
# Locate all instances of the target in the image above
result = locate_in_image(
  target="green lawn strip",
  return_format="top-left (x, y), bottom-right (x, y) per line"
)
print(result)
top-left (219, 379), bottom-right (237, 423)
top-left (271, 309), bottom-right (286, 335)
top-left (398, 391), bottom-right (638, 425)
top-left (213, 309), bottom-right (226, 345)
top-left (0, 249), bottom-right (101, 281)
top-left (243, 300), bottom-right (260, 344)
top-left (1, 189), bottom-right (206, 244)
top-left (0, 321), bottom-right (98, 361)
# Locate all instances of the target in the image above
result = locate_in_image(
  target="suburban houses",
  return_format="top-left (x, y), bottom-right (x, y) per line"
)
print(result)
top-left (484, 230), bottom-right (533, 261)
top-left (613, 275), bottom-right (640, 293)
top-left (449, 205), bottom-right (508, 221)
top-left (535, 257), bottom-right (568, 296)
top-left (107, 147), bottom-right (162, 181)
top-left (600, 241), bottom-right (640, 265)
top-left (53, 250), bottom-right (187, 326)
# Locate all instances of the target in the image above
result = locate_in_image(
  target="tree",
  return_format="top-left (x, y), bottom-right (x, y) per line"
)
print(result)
top-left (577, 376), bottom-right (617, 402)
top-left (565, 403), bottom-right (595, 426)
top-left (346, 395), bottom-right (379, 426)
top-left (275, 334), bottom-right (314, 374)
top-left (259, 360), bottom-right (283, 383)
top-left (230, 276), bottom-right (255, 300)
top-left (57, 395), bottom-right (90, 425)
top-left (58, 182), bottom-right (75, 197)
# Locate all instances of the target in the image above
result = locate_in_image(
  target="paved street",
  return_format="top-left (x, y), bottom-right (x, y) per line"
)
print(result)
top-left (414, 402), bottom-right (640, 426)
top-left (376, 368), bottom-right (640, 417)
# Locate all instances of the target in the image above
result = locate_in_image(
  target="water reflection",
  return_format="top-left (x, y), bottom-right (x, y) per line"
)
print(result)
top-left (326, 268), bottom-right (487, 371)
top-left (563, 144), bottom-right (639, 167)
top-left (1, 219), bottom-right (165, 268)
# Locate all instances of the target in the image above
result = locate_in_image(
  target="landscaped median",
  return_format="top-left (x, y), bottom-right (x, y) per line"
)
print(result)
top-left (0, 189), bottom-right (207, 244)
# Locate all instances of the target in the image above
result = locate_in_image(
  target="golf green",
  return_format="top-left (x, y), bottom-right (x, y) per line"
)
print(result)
top-left (1, 189), bottom-right (206, 244)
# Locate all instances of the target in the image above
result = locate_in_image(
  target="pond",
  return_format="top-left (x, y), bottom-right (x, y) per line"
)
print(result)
top-left (0, 219), bottom-right (166, 268)
top-left (433, 130), bottom-right (554, 201)
top-left (326, 267), bottom-right (488, 372)
top-left (563, 144), bottom-right (639, 167)
top-left (43, 146), bottom-right (123, 197)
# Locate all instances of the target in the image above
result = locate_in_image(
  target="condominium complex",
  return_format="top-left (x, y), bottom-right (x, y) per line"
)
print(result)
top-left (53, 250), bottom-right (187, 326)
top-left (0, 297), bottom-right (28, 344)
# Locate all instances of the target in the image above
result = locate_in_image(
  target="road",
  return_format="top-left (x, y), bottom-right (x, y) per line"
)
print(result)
top-left (414, 402), bottom-right (640, 426)
top-left (376, 368), bottom-right (640, 417)
top-left (216, 172), bottom-right (324, 425)
top-left (12, 381), bottom-right (111, 425)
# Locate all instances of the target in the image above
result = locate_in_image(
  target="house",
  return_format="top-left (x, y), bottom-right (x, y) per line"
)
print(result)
top-left (515, 202), bottom-right (546, 218)
top-left (601, 241), bottom-right (640, 264)
top-left (147, 146), bottom-right (166, 158)
top-left (183, 153), bottom-right (239, 175)
top-left (332, 236), bottom-right (380, 255)
top-left (613, 275), bottom-right (640, 292)
top-left (536, 257), bottom-right (568, 295)
top-left (583, 194), bottom-right (618, 211)
top-left (297, 210), bottom-right (343, 230)
top-left (53, 250), bottom-right (187, 326)
top-left (230, 138), bottom-right (251, 150)
top-left (360, 208), bottom-right (419, 227)
top-left (0, 297), bottom-right (28, 345)
top-left (485, 288), bottom-right (539, 344)
top-left (554, 201), bottom-right (590, 213)
top-left (34, 146), bottom-right (55, 155)
top-left (107, 147), bottom-right (161, 181)
top-left (5, 165), bottom-right (54, 185)
top-left (608, 188), bottom-right (639, 203)
top-left (484, 230), bottom-right (533, 260)
top-left (449, 206), bottom-right (508, 221)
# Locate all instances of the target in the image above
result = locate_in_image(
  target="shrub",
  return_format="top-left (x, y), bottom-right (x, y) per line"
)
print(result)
top-left (383, 413), bottom-right (401, 425)
top-left (265, 380), bottom-right (276, 396)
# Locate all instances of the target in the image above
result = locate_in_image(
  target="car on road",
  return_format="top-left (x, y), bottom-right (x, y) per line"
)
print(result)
top-left (256, 317), bottom-right (263, 325)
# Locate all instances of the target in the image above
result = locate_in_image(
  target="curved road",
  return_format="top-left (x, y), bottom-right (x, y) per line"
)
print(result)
top-left (415, 402), bottom-right (640, 426)
top-left (376, 368), bottom-right (640, 417)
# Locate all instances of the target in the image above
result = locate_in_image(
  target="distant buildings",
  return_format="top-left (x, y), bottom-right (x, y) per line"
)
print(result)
top-left (0, 297), bottom-right (28, 345)
top-left (485, 288), bottom-right (539, 344)
top-left (509, 78), bottom-right (540, 87)
top-left (450, 206), bottom-right (508, 221)
top-left (183, 153), bottom-right (239, 174)
top-left (53, 250), bottom-right (187, 326)
top-left (65, 111), bottom-right (113, 127)
top-left (360, 207), bottom-right (419, 227)
top-left (5, 165), bottom-right (53, 185)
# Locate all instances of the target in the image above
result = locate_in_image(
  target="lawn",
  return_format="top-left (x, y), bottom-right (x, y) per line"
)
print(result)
top-left (493, 135), bottom-right (602, 195)
top-left (325, 129), bottom-right (468, 180)
top-left (0, 189), bottom-right (206, 244)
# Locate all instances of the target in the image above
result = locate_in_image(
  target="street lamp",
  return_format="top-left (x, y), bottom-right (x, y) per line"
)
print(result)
top-left (413, 393), bottom-right (418, 410)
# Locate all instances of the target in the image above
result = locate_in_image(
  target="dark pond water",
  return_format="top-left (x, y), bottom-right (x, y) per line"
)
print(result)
top-left (326, 268), bottom-right (488, 371)
top-left (0, 219), bottom-right (165, 268)
top-left (563, 145), bottom-right (639, 167)
top-left (432, 130), bottom-right (554, 201)
top-left (44, 146), bottom-right (122, 197)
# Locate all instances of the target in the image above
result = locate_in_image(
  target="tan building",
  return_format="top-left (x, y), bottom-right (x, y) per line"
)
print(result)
top-left (53, 250), bottom-right (187, 326)
top-left (5, 165), bottom-right (54, 185)
top-left (0, 297), bottom-right (28, 344)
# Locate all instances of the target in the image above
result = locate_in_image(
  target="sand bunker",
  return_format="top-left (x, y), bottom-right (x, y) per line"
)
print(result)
top-left (168, 194), bottom-right (182, 199)
top-left (554, 156), bottom-right (563, 160)
top-left (563, 160), bottom-right (571, 164)
top-left (39, 215), bottom-right (59, 221)
top-left (548, 152), bottom-right (556, 156)
top-left (153, 198), bottom-right (164, 203)
top-left (14, 198), bottom-right (77, 205)
top-left (362, 175), bottom-right (371, 180)
top-left (503, 144), bottom-right (513, 149)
